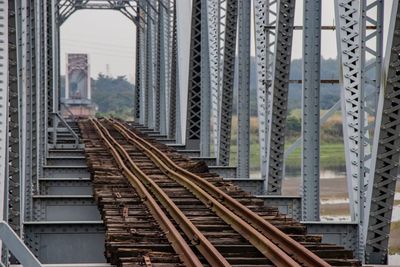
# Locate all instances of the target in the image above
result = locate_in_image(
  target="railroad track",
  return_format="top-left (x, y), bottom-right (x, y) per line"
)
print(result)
top-left (80, 118), bottom-right (360, 267)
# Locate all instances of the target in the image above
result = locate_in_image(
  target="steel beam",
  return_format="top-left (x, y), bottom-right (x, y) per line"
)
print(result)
top-left (185, 0), bottom-right (203, 150)
top-left (217, 0), bottom-right (238, 166)
top-left (158, 0), bottom-right (168, 136)
top-left (168, 2), bottom-right (177, 140)
top-left (154, 1), bottom-right (161, 132)
top-left (9, 0), bottom-right (22, 236)
top-left (0, 0), bottom-right (9, 238)
top-left (207, 0), bottom-right (222, 158)
top-left (200, 0), bottom-right (211, 157)
top-left (134, 14), bottom-right (142, 122)
top-left (145, 1), bottom-right (154, 128)
top-left (335, 0), bottom-right (362, 224)
top-left (264, 0), bottom-right (296, 194)
top-left (364, 0), bottom-right (400, 264)
top-left (254, 0), bottom-right (277, 182)
top-left (301, 0), bottom-right (321, 221)
top-left (236, 0), bottom-right (250, 178)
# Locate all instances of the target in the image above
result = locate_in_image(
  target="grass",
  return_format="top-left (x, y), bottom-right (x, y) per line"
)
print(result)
top-left (225, 113), bottom-right (347, 172)
top-left (285, 143), bottom-right (345, 169)
top-left (229, 142), bottom-right (345, 171)
top-left (390, 221), bottom-right (400, 254)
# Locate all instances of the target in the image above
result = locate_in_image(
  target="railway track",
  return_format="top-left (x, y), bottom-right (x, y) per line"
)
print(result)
top-left (80, 118), bottom-right (360, 267)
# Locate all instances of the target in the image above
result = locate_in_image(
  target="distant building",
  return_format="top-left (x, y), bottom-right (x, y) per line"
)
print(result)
top-left (61, 53), bottom-right (96, 117)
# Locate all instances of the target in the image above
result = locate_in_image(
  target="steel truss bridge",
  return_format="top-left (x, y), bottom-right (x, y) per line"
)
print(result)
top-left (0, 0), bottom-right (398, 265)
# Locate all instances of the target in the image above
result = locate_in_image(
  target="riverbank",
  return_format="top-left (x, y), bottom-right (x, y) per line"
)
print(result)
top-left (281, 177), bottom-right (400, 253)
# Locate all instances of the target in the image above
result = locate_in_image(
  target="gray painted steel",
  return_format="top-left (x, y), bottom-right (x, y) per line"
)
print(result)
top-left (364, 0), bottom-right (400, 263)
top-left (301, 0), bottom-right (321, 221)
top-left (236, 0), bottom-right (250, 178)
top-left (264, 0), bottom-right (295, 195)
top-left (216, 0), bottom-right (238, 166)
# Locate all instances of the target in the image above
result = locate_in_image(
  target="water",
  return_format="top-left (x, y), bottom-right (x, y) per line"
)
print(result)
top-left (389, 254), bottom-right (400, 265)
top-left (321, 193), bottom-right (400, 222)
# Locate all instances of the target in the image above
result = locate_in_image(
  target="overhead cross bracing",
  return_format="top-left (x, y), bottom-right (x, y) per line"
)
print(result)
top-left (0, 0), bottom-right (398, 266)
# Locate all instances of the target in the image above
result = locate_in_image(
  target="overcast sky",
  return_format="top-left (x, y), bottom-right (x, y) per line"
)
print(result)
top-left (60, 1), bottom-right (394, 80)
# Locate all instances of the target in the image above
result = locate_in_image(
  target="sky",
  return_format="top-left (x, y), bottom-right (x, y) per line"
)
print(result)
top-left (61, 0), bottom-right (394, 80)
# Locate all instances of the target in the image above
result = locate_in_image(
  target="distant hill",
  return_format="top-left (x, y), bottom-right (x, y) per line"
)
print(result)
top-left (60, 57), bottom-right (377, 118)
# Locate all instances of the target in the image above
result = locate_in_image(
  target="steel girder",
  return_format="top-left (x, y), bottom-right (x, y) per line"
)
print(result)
top-left (46, 0), bottom-right (53, 147)
top-left (236, 0), bottom-right (250, 178)
top-left (58, 0), bottom-right (140, 25)
top-left (185, 0), bottom-right (203, 150)
top-left (168, 1), bottom-right (178, 140)
top-left (216, 0), bottom-right (238, 166)
top-left (264, 0), bottom-right (295, 194)
top-left (24, 0), bottom-right (38, 222)
top-left (0, 0), bottom-right (9, 231)
top-left (359, 0), bottom-right (384, 261)
top-left (207, 0), bottom-right (223, 157)
top-left (335, 0), bottom-right (363, 224)
top-left (254, 0), bottom-right (277, 182)
top-left (301, 0), bottom-right (321, 221)
top-left (199, 0), bottom-right (211, 157)
top-left (134, 12), bottom-right (142, 121)
top-left (334, 0), bottom-right (384, 260)
top-left (364, 1), bottom-right (399, 263)
top-left (157, 0), bottom-right (169, 135)
top-left (154, 0), bottom-right (161, 131)
top-left (8, 0), bottom-right (22, 236)
top-left (144, 0), bottom-right (155, 128)
top-left (38, 0), bottom-right (47, 174)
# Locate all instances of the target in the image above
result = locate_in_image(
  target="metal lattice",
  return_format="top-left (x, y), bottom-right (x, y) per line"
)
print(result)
top-left (364, 1), bottom-right (400, 263)
top-left (264, 0), bottom-right (295, 194)
top-left (185, 0), bottom-right (202, 150)
top-left (254, 0), bottom-right (277, 182)
top-left (217, 0), bottom-right (238, 166)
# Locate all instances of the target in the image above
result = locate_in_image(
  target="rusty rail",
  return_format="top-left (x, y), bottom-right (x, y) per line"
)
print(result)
top-left (105, 118), bottom-right (324, 267)
top-left (89, 118), bottom-right (204, 267)
top-left (109, 118), bottom-right (332, 267)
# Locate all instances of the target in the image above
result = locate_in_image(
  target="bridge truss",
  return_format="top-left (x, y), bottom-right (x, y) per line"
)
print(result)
top-left (0, 0), bottom-right (398, 264)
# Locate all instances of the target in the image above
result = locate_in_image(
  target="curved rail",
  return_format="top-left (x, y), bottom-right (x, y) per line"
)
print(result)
top-left (89, 118), bottom-right (204, 267)
top-left (105, 118), bottom-right (309, 267)
top-left (109, 118), bottom-right (331, 267)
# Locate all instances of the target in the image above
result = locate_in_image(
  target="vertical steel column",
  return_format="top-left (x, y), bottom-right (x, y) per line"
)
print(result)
top-left (207, 0), bottom-right (220, 156)
top-left (17, 0), bottom-right (27, 235)
top-left (364, 1), bottom-right (400, 264)
top-left (301, 0), bottom-right (321, 221)
top-left (134, 13), bottom-right (142, 122)
top-left (140, 5), bottom-right (147, 126)
top-left (357, 0), bottom-right (384, 261)
top-left (168, 2), bottom-right (177, 140)
top-left (154, 1), bottom-right (161, 132)
top-left (145, 1), bottom-right (154, 127)
top-left (52, 0), bottom-right (60, 113)
top-left (8, 0), bottom-right (22, 235)
top-left (46, 0), bottom-right (53, 146)
top-left (236, 0), bottom-right (250, 178)
top-left (217, 0), bottom-right (238, 166)
top-left (0, 0), bottom-right (9, 228)
top-left (185, 0), bottom-right (202, 150)
top-left (264, 0), bottom-right (296, 194)
top-left (254, 0), bottom-right (277, 182)
top-left (334, 0), bottom-right (362, 223)
top-left (200, 0), bottom-right (211, 157)
top-left (38, 0), bottom-right (47, 171)
top-left (24, 0), bottom-right (37, 222)
top-left (158, 0), bottom-right (168, 135)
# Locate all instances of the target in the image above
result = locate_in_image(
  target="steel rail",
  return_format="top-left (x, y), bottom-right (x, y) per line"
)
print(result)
top-left (110, 118), bottom-right (331, 267)
top-left (90, 118), bottom-right (231, 267)
top-left (106, 119), bottom-right (303, 267)
top-left (88, 118), bottom-right (203, 267)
